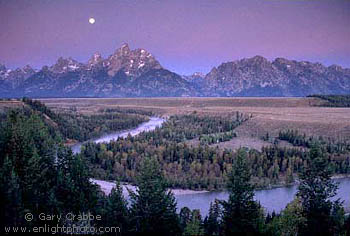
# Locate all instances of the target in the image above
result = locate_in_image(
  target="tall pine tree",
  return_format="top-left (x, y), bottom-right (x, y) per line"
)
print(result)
top-left (204, 200), bottom-right (222, 236)
top-left (221, 148), bottom-right (264, 235)
top-left (102, 183), bottom-right (129, 234)
top-left (297, 143), bottom-right (344, 235)
top-left (129, 156), bottom-right (181, 234)
top-left (183, 209), bottom-right (204, 236)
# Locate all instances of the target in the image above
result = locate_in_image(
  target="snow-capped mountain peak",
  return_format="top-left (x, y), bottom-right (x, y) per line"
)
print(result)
top-left (50, 57), bottom-right (81, 73)
top-left (106, 44), bottom-right (162, 77)
top-left (88, 52), bottom-right (103, 68)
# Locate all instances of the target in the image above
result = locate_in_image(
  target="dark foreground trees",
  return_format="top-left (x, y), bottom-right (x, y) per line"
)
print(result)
top-left (204, 200), bottom-right (222, 236)
top-left (129, 157), bottom-right (181, 235)
top-left (221, 149), bottom-right (264, 235)
top-left (265, 198), bottom-right (306, 235)
top-left (297, 144), bottom-right (345, 235)
top-left (99, 183), bottom-right (129, 234)
top-left (0, 110), bottom-right (99, 230)
top-left (265, 144), bottom-right (347, 236)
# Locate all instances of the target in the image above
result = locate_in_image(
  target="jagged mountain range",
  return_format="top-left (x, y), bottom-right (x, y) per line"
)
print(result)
top-left (1, 44), bottom-right (349, 97)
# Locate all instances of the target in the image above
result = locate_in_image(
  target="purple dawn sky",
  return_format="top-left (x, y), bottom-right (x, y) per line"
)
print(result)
top-left (0, 0), bottom-right (349, 75)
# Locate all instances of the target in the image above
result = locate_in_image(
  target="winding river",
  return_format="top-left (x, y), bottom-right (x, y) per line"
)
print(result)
top-left (72, 117), bottom-right (350, 216)
top-left (71, 117), bottom-right (166, 154)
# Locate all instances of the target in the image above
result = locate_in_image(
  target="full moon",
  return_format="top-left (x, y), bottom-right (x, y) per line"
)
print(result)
top-left (89, 17), bottom-right (95, 24)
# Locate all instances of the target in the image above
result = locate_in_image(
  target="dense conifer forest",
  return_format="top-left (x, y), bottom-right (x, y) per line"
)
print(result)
top-left (0, 99), bottom-right (349, 235)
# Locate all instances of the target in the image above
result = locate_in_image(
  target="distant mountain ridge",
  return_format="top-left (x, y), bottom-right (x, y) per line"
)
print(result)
top-left (202, 56), bottom-right (350, 97)
top-left (1, 44), bottom-right (349, 97)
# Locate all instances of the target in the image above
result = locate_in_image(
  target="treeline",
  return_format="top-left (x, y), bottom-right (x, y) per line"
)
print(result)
top-left (99, 107), bottom-right (154, 116)
top-left (279, 129), bottom-right (350, 154)
top-left (83, 137), bottom-right (350, 190)
top-left (308, 94), bottom-right (350, 107)
top-left (22, 98), bottom-right (148, 142)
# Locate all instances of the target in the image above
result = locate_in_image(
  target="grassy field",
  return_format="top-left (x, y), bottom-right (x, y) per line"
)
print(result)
top-left (38, 97), bottom-right (350, 140)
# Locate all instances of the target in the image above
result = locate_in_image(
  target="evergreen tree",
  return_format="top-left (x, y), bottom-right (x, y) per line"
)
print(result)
top-left (56, 147), bottom-right (99, 214)
top-left (344, 215), bottom-right (350, 235)
top-left (266, 198), bottom-right (306, 236)
top-left (129, 157), bottom-right (181, 234)
top-left (0, 156), bottom-right (23, 228)
top-left (179, 207), bottom-right (192, 231)
top-left (221, 148), bottom-right (263, 235)
top-left (183, 209), bottom-right (204, 236)
top-left (103, 183), bottom-right (129, 233)
top-left (297, 143), bottom-right (344, 235)
top-left (0, 110), bottom-right (58, 227)
top-left (204, 200), bottom-right (221, 236)
top-left (0, 109), bottom-right (99, 230)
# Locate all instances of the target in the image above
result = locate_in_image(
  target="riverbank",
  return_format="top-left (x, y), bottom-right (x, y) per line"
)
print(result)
top-left (90, 179), bottom-right (208, 196)
top-left (253, 173), bottom-right (350, 191)
top-left (91, 178), bottom-right (350, 216)
top-left (91, 173), bottom-right (350, 197)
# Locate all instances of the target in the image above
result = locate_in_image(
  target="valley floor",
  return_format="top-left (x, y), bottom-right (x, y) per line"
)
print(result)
top-left (40, 97), bottom-right (350, 140)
